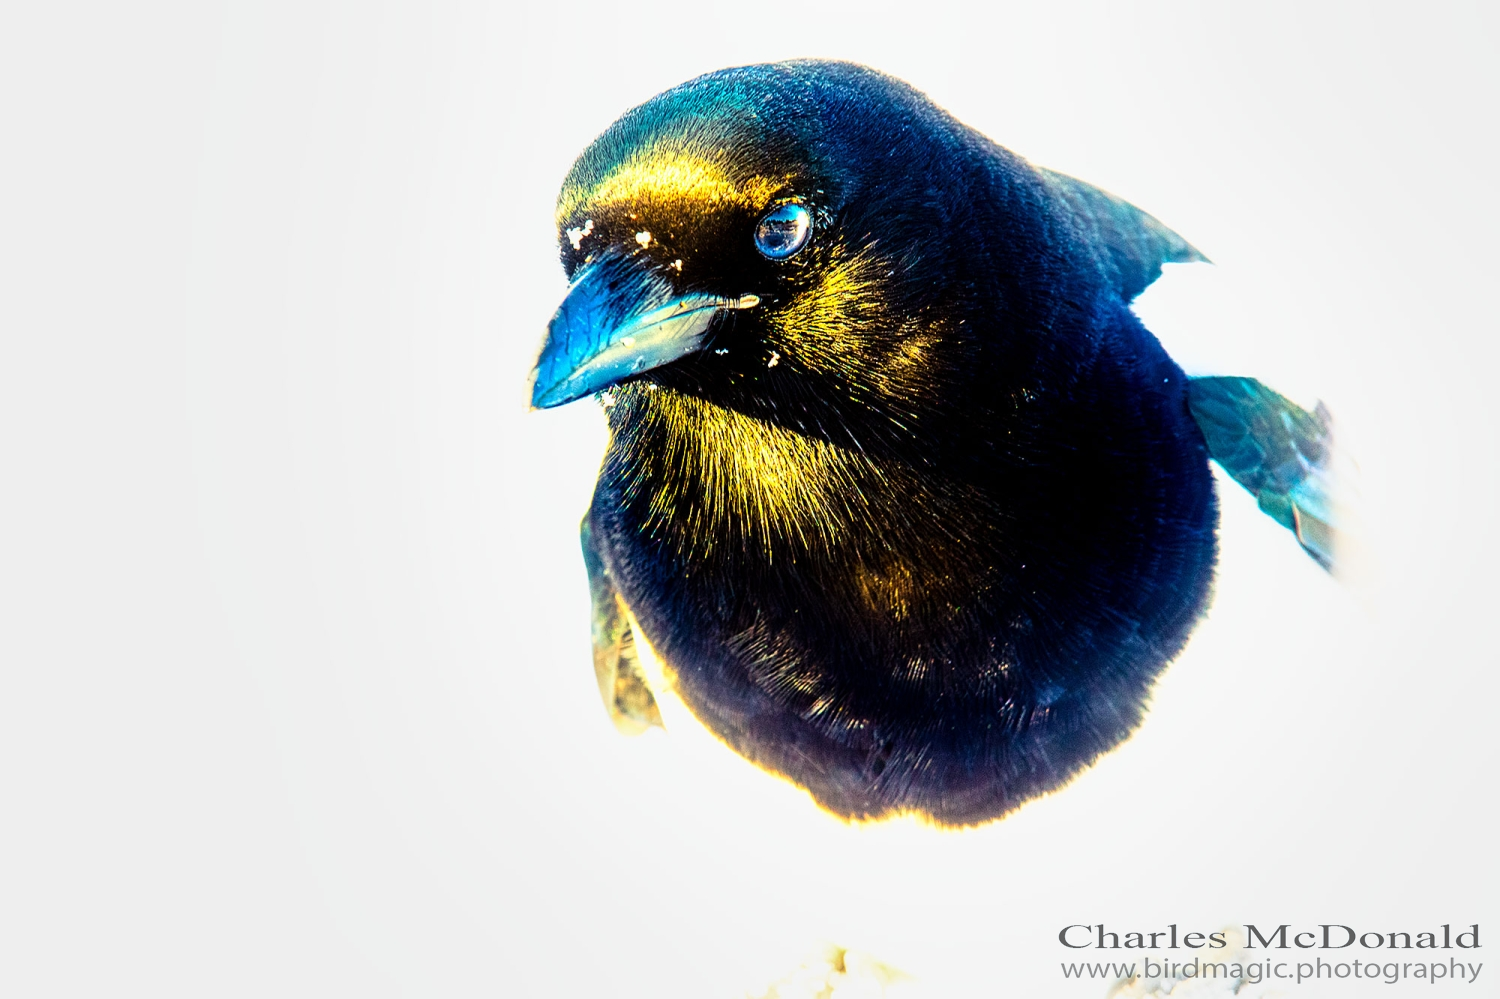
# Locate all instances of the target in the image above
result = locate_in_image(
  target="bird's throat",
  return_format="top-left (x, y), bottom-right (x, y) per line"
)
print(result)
top-left (608, 385), bottom-right (876, 559)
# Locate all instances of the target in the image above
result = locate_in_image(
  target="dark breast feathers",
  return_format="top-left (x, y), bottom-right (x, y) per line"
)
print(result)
top-left (588, 321), bottom-right (1215, 825)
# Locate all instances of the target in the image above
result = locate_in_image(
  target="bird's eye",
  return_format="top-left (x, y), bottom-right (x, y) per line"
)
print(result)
top-left (754, 202), bottom-right (812, 259)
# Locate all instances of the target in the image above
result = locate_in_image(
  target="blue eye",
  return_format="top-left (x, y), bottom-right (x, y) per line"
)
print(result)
top-left (754, 202), bottom-right (812, 259)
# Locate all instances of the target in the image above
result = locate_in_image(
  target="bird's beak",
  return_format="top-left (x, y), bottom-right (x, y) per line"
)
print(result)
top-left (529, 253), bottom-right (760, 409)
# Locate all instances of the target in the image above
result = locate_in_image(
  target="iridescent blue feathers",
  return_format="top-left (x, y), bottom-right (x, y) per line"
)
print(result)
top-left (1187, 376), bottom-right (1342, 570)
top-left (1040, 169), bottom-right (1209, 302)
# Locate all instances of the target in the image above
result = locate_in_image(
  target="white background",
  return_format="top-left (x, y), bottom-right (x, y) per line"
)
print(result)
top-left (2, 2), bottom-right (1495, 996)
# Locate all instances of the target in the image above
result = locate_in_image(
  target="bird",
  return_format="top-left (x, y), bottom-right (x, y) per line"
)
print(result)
top-left (528, 60), bottom-right (1342, 827)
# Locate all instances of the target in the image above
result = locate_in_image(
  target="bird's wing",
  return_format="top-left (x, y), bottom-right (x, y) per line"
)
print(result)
top-left (1038, 168), bottom-right (1207, 301)
top-left (1186, 376), bottom-right (1345, 572)
top-left (581, 513), bottom-right (663, 735)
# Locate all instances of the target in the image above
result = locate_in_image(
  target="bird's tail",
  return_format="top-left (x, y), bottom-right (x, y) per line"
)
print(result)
top-left (1186, 376), bottom-right (1353, 573)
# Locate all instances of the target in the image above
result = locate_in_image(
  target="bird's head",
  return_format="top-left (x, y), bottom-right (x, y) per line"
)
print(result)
top-left (529, 61), bottom-right (1031, 452)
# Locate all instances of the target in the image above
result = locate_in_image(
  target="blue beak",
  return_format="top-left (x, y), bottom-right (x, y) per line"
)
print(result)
top-left (530, 253), bottom-right (760, 409)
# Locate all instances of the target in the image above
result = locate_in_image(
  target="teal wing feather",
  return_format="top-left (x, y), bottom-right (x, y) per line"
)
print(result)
top-left (581, 513), bottom-right (663, 735)
top-left (1187, 376), bottom-right (1343, 571)
top-left (1039, 168), bottom-right (1208, 302)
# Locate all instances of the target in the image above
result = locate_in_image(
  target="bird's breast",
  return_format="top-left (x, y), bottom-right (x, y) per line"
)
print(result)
top-left (598, 383), bottom-right (1018, 652)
